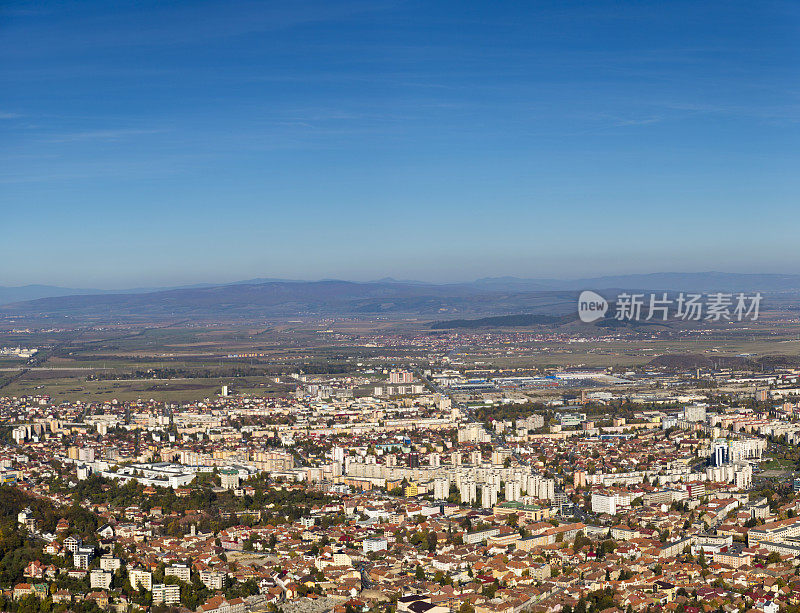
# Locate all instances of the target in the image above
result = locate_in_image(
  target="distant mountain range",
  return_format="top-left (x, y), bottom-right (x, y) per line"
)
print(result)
top-left (0, 280), bottom-right (571, 320)
top-left (2, 272), bottom-right (799, 321)
top-left (0, 278), bottom-right (300, 306)
top-left (471, 272), bottom-right (800, 293)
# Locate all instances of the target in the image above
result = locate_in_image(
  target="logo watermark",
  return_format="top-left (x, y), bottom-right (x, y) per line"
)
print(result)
top-left (578, 290), bottom-right (609, 323)
top-left (578, 291), bottom-right (762, 322)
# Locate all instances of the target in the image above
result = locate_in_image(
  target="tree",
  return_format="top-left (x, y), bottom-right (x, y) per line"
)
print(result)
top-left (482, 580), bottom-right (499, 599)
top-left (459, 603), bottom-right (475, 613)
top-left (573, 532), bottom-right (591, 552)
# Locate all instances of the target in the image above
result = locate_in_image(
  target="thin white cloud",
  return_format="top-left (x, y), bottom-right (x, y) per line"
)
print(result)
top-left (613, 117), bottom-right (663, 127)
top-left (44, 128), bottom-right (164, 143)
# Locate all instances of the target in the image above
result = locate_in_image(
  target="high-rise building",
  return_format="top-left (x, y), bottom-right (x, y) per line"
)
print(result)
top-left (683, 404), bottom-right (707, 423)
top-left (711, 442), bottom-right (728, 467)
top-left (433, 478), bottom-right (450, 500)
top-left (460, 480), bottom-right (477, 504)
top-left (492, 449), bottom-right (511, 465)
top-left (481, 483), bottom-right (498, 508)
top-left (459, 423), bottom-right (491, 444)
top-left (389, 370), bottom-right (414, 384)
top-left (505, 480), bottom-right (521, 502)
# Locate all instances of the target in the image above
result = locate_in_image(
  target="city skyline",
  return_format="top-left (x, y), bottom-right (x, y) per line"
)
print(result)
top-left (2, 4), bottom-right (800, 610)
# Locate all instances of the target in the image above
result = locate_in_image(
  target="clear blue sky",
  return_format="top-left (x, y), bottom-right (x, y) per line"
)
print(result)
top-left (2, 1), bottom-right (798, 288)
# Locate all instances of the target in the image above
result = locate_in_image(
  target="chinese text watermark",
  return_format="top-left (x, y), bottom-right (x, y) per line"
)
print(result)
top-left (578, 290), bottom-right (762, 323)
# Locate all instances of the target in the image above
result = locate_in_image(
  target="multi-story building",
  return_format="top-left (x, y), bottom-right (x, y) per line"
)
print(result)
top-left (433, 477), bottom-right (449, 500)
top-left (363, 537), bottom-right (388, 553)
top-left (199, 570), bottom-right (226, 591)
top-left (460, 480), bottom-right (477, 504)
top-left (481, 483), bottom-right (498, 508)
top-left (63, 536), bottom-right (82, 553)
top-left (464, 527), bottom-right (500, 545)
top-left (591, 491), bottom-right (631, 515)
top-left (748, 517), bottom-right (800, 547)
top-left (683, 404), bottom-right (707, 423)
top-left (220, 470), bottom-right (240, 490)
top-left (74, 548), bottom-right (94, 570)
top-left (559, 412), bottom-right (587, 428)
top-left (250, 450), bottom-right (295, 472)
top-left (90, 569), bottom-right (112, 590)
top-left (129, 569), bottom-right (153, 591)
top-left (458, 423), bottom-right (491, 444)
top-left (153, 583), bottom-right (181, 606)
top-left (505, 480), bottom-right (522, 502)
top-left (165, 564), bottom-right (191, 583)
top-left (100, 555), bottom-right (121, 572)
top-left (389, 371), bottom-right (414, 384)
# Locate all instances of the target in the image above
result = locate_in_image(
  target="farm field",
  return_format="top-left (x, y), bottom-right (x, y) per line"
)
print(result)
top-left (1, 314), bottom-right (799, 402)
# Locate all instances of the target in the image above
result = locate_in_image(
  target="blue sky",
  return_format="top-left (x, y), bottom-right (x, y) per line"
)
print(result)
top-left (2, 0), bottom-right (799, 288)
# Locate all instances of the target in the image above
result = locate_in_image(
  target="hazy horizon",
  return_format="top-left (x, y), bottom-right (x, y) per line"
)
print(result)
top-left (5, 269), bottom-right (800, 293)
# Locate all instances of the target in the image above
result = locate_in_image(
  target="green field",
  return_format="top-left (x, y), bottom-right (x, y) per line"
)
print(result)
top-left (2, 374), bottom-right (294, 403)
top-left (1, 316), bottom-right (799, 402)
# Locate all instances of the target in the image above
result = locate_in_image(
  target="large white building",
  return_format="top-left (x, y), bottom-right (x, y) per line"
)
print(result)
top-left (505, 480), bottom-right (522, 502)
top-left (200, 570), bottom-right (226, 590)
top-left (433, 477), bottom-right (450, 500)
top-left (458, 423), bottom-right (491, 444)
top-left (464, 527), bottom-right (500, 545)
top-left (591, 492), bottom-right (631, 515)
top-left (153, 584), bottom-right (181, 606)
top-left (389, 370), bottom-right (414, 384)
top-left (100, 556), bottom-right (121, 572)
top-left (363, 537), bottom-right (388, 553)
top-left (683, 404), bottom-right (707, 423)
top-left (165, 564), bottom-right (191, 583)
top-left (102, 463), bottom-right (198, 489)
top-left (220, 470), bottom-right (240, 490)
top-left (526, 475), bottom-right (555, 501)
top-left (90, 569), bottom-right (112, 590)
top-left (460, 480), bottom-right (477, 504)
top-left (481, 483), bottom-right (499, 508)
top-left (130, 569), bottom-right (153, 591)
